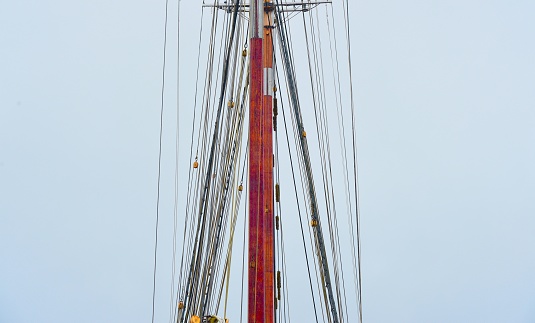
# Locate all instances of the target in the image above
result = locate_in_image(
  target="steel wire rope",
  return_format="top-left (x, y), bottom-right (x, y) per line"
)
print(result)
top-left (276, 9), bottom-right (328, 323)
top-left (206, 43), bottom-right (252, 317)
top-left (316, 7), bottom-right (354, 317)
top-left (200, 11), bottom-right (248, 314)
top-left (182, 2), bottom-right (242, 317)
top-left (214, 37), bottom-right (250, 314)
top-left (308, 7), bottom-right (351, 322)
top-left (220, 77), bottom-right (248, 317)
top-left (152, 0), bottom-right (171, 322)
top-left (236, 103), bottom-right (249, 322)
top-left (179, 8), bottom-right (223, 321)
top-left (199, 1), bottom-right (227, 278)
top-left (304, 8), bottom-right (342, 314)
top-left (308, 7), bottom-right (350, 322)
top-left (170, 1), bottom-right (183, 322)
top-left (272, 57), bottom-right (291, 323)
top-left (178, 4), bottom-right (224, 322)
top-left (276, 4), bottom-right (341, 322)
top-left (201, 14), bottom-right (237, 311)
top-left (323, 4), bottom-right (362, 321)
top-left (274, 52), bottom-right (320, 323)
top-left (266, 19), bottom-right (289, 323)
top-left (299, 8), bottom-right (339, 323)
top-left (341, 0), bottom-right (363, 320)
top-left (324, 6), bottom-right (361, 317)
top-left (271, 47), bottom-right (283, 323)
top-left (177, 10), bottom-right (204, 306)
top-left (216, 25), bottom-right (249, 307)
top-left (276, 7), bottom-right (336, 322)
top-left (178, 8), bottom-right (206, 305)
top-left (190, 8), bottom-right (223, 259)
top-left (181, 26), bottom-right (215, 316)
top-left (190, 8), bottom-right (228, 315)
top-left (283, 41), bottom-right (327, 323)
top-left (310, 11), bottom-right (345, 323)
top-left (238, 153), bottom-right (248, 323)
top-left (310, 10), bottom-right (342, 316)
top-left (182, 7), bottom-right (219, 292)
top-left (274, 114), bottom-right (290, 323)
top-left (273, 113), bottom-right (287, 323)
top-left (213, 73), bottom-right (249, 312)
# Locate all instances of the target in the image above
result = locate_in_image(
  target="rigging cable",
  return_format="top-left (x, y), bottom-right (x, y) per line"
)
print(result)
top-left (272, 58), bottom-right (291, 323)
top-left (170, 1), bottom-right (182, 322)
top-left (179, 2), bottom-right (243, 319)
top-left (275, 58), bottom-right (319, 323)
top-left (341, 0), bottom-right (363, 320)
top-left (276, 2), bottom-right (340, 322)
top-left (180, 8), bottom-right (222, 319)
top-left (310, 8), bottom-right (350, 321)
top-left (152, 0), bottom-right (171, 322)
top-left (178, 6), bottom-right (206, 299)
top-left (302, 9), bottom-right (339, 321)
top-left (325, 4), bottom-right (360, 321)
top-left (279, 15), bottom-right (329, 323)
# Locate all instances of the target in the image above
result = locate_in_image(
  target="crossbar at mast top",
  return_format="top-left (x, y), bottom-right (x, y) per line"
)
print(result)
top-left (202, 1), bottom-right (332, 12)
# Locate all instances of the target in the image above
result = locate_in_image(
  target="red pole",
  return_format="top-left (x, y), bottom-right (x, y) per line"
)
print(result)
top-left (262, 2), bottom-right (275, 323)
top-left (248, 0), bottom-right (266, 322)
top-left (249, 1), bottom-right (275, 322)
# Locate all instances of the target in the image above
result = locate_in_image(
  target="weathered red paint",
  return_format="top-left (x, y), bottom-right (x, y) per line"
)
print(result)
top-left (248, 36), bottom-right (265, 323)
top-left (262, 4), bottom-right (275, 323)
top-left (249, 1), bottom-right (275, 322)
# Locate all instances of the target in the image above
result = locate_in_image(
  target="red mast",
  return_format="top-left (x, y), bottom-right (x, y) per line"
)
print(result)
top-left (248, 0), bottom-right (274, 322)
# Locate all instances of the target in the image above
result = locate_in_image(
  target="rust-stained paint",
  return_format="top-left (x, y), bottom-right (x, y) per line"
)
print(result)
top-left (262, 3), bottom-right (275, 323)
top-left (249, 1), bottom-right (275, 322)
top-left (248, 35), bottom-right (265, 323)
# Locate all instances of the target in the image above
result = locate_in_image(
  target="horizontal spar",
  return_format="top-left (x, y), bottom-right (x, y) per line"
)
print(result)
top-left (203, 1), bottom-right (332, 11)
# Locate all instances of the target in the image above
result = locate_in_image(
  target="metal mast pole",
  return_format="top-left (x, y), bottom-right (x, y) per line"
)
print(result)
top-left (248, 0), bottom-right (274, 322)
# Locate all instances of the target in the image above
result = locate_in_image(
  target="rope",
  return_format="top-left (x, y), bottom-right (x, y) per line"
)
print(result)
top-left (276, 2), bottom-right (341, 321)
top-left (170, 1), bottom-right (182, 322)
top-left (341, 0), bottom-right (363, 320)
top-left (152, 0), bottom-right (170, 321)
top-left (275, 58), bottom-right (320, 323)
top-left (169, 3), bottom-right (363, 322)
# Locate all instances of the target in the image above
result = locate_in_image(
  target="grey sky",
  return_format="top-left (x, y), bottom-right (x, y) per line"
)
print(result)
top-left (1, 1), bottom-right (534, 323)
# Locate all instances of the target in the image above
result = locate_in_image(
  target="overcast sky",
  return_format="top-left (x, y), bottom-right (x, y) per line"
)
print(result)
top-left (1, 1), bottom-right (535, 323)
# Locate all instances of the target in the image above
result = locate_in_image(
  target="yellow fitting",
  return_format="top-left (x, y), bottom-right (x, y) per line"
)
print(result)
top-left (238, 184), bottom-right (243, 191)
top-left (311, 219), bottom-right (318, 227)
top-left (193, 161), bottom-right (199, 169)
top-left (302, 130), bottom-right (307, 138)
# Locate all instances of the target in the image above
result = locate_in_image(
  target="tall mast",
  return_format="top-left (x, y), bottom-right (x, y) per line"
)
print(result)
top-left (248, 0), bottom-right (275, 322)
top-left (262, 1), bottom-right (275, 323)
